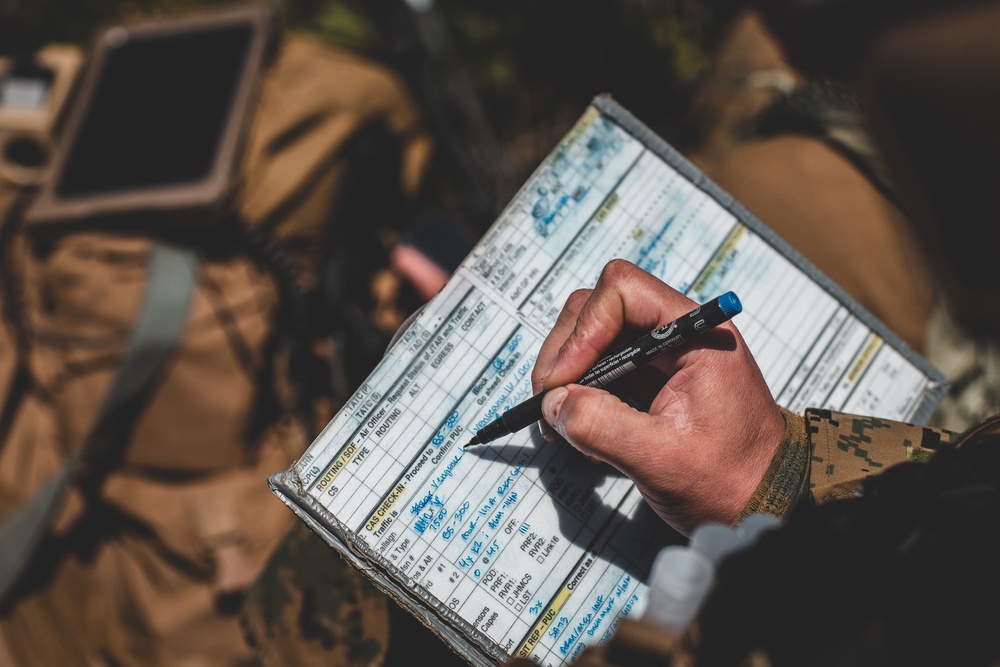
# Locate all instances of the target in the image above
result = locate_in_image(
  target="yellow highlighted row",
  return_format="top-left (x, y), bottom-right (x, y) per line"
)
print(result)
top-left (556, 107), bottom-right (600, 160)
top-left (691, 225), bottom-right (746, 295)
top-left (364, 483), bottom-right (406, 533)
top-left (594, 193), bottom-right (620, 222)
top-left (314, 442), bottom-right (359, 494)
top-left (848, 334), bottom-right (883, 383)
top-left (517, 587), bottom-right (573, 657)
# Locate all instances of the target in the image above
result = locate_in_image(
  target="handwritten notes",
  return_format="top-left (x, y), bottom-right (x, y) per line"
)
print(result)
top-left (272, 99), bottom-right (944, 667)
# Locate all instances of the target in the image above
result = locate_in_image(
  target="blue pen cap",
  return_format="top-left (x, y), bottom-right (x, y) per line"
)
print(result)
top-left (718, 291), bottom-right (742, 317)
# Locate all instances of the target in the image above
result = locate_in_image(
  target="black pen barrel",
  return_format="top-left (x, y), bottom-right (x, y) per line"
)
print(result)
top-left (579, 292), bottom-right (740, 388)
top-left (472, 391), bottom-right (547, 444)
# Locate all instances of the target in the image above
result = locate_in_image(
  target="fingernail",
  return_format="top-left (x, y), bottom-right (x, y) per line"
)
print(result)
top-left (538, 355), bottom-right (559, 385)
top-left (541, 387), bottom-right (569, 428)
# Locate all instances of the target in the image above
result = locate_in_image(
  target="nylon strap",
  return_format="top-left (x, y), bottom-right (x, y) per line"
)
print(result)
top-left (0, 241), bottom-right (197, 602)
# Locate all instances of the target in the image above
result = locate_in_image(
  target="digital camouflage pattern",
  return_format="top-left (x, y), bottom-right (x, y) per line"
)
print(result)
top-left (242, 522), bottom-right (389, 667)
top-left (739, 408), bottom-right (953, 519)
top-left (804, 408), bottom-right (952, 504)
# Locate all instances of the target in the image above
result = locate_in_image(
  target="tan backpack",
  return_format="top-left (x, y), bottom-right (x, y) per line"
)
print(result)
top-left (0, 27), bottom-right (429, 666)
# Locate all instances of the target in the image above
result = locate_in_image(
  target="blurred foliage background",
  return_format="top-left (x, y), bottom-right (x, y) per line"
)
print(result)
top-left (1, 0), bottom-right (749, 226)
top-left (296, 0), bottom-right (740, 135)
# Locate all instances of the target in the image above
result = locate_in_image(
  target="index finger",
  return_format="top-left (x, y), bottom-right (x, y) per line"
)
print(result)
top-left (532, 288), bottom-right (592, 394)
top-left (541, 259), bottom-right (701, 388)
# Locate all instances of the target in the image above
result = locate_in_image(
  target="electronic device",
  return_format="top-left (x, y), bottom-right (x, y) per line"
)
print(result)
top-left (0, 46), bottom-right (83, 186)
top-left (26, 7), bottom-right (277, 232)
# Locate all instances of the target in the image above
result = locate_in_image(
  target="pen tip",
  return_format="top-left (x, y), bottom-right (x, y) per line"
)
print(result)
top-left (463, 437), bottom-right (479, 449)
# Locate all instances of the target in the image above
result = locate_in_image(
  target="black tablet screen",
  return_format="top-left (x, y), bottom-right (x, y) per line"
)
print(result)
top-left (56, 22), bottom-right (252, 197)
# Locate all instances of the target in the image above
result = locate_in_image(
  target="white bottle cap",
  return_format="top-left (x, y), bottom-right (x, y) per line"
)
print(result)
top-left (737, 513), bottom-right (782, 543)
top-left (404, 0), bottom-right (435, 12)
top-left (642, 546), bottom-right (714, 631)
top-left (689, 523), bottom-right (743, 565)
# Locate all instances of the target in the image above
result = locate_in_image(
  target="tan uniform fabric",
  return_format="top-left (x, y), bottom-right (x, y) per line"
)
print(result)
top-left (743, 408), bottom-right (952, 519)
top-left (0, 231), bottom-right (301, 666)
top-left (239, 33), bottom-right (432, 290)
top-left (0, 184), bottom-right (21, 428)
top-left (0, 32), bottom-right (431, 667)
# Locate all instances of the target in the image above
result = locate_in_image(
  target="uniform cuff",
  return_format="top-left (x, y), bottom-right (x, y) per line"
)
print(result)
top-left (736, 408), bottom-right (811, 522)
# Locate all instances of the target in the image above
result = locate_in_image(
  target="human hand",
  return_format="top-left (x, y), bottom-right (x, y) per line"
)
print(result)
top-left (531, 260), bottom-right (785, 535)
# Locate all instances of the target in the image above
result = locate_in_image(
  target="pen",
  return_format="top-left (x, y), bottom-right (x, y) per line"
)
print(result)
top-left (463, 291), bottom-right (742, 447)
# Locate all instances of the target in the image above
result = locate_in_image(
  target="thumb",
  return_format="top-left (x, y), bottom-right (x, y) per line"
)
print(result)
top-left (541, 385), bottom-right (651, 465)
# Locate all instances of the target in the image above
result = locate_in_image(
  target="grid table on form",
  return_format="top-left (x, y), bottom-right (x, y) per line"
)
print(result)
top-left (280, 101), bottom-right (943, 667)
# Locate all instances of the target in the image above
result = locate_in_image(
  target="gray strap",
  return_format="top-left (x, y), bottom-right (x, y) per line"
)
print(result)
top-left (0, 241), bottom-right (197, 602)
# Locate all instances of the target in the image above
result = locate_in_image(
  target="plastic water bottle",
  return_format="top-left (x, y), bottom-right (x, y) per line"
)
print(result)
top-left (642, 545), bottom-right (714, 632)
top-left (643, 514), bottom-right (783, 631)
top-left (689, 523), bottom-right (743, 565)
top-left (737, 512), bottom-right (782, 543)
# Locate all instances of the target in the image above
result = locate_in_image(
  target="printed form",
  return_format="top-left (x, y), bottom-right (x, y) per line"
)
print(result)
top-left (274, 101), bottom-right (944, 667)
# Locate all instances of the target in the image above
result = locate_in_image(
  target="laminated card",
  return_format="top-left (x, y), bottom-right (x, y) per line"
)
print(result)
top-left (269, 97), bottom-right (946, 667)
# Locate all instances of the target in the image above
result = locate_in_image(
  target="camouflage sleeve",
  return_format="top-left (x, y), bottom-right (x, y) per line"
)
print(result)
top-left (737, 409), bottom-right (954, 521)
top-left (804, 408), bottom-right (954, 504)
top-left (739, 408), bottom-right (956, 518)
top-left (513, 412), bottom-right (958, 667)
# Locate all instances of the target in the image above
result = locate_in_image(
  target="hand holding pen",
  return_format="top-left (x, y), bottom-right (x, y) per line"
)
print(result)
top-left (465, 289), bottom-right (742, 447)
top-left (529, 260), bottom-right (784, 536)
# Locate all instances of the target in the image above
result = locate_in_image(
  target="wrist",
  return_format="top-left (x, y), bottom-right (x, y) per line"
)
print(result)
top-left (735, 408), bottom-right (810, 523)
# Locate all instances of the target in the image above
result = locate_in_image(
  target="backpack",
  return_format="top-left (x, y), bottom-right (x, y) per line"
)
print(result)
top-left (0, 30), bottom-right (429, 666)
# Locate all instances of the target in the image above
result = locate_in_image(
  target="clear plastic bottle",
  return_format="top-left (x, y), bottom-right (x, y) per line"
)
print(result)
top-left (642, 514), bottom-right (782, 631)
top-left (642, 545), bottom-right (715, 632)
